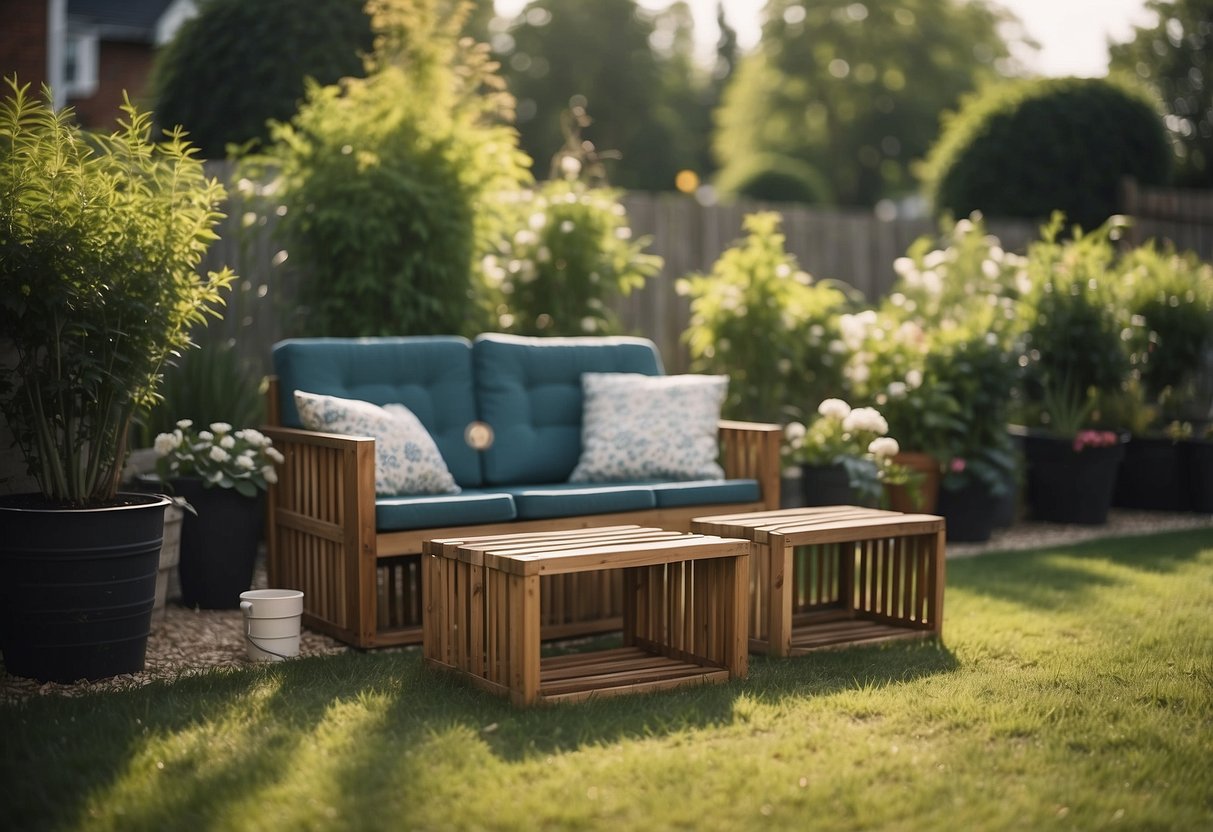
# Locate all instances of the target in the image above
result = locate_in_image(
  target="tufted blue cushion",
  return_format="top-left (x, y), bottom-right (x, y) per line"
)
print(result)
top-left (374, 489), bottom-right (516, 531)
top-left (473, 333), bottom-right (664, 485)
top-left (272, 337), bottom-right (482, 487)
top-left (495, 483), bottom-right (657, 520)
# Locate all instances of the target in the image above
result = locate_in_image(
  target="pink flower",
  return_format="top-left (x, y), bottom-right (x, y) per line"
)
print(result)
top-left (949, 458), bottom-right (966, 473)
top-left (1073, 430), bottom-right (1118, 452)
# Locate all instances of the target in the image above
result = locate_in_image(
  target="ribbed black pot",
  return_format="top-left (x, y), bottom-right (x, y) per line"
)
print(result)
top-left (0, 492), bottom-right (169, 683)
top-left (800, 464), bottom-right (876, 508)
top-left (1019, 430), bottom-right (1127, 525)
top-left (1113, 437), bottom-right (1189, 511)
top-left (936, 483), bottom-right (999, 543)
top-left (171, 478), bottom-right (264, 609)
top-left (1187, 439), bottom-right (1213, 514)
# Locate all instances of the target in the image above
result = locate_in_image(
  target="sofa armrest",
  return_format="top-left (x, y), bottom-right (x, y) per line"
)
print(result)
top-left (718, 420), bottom-right (782, 510)
top-left (263, 425), bottom-right (379, 645)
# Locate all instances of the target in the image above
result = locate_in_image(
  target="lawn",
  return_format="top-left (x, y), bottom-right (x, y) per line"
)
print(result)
top-left (2, 529), bottom-right (1211, 831)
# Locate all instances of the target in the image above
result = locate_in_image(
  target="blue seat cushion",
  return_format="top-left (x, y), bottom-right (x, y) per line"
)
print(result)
top-left (646, 479), bottom-right (761, 508)
top-left (375, 490), bottom-right (516, 532)
top-left (473, 334), bottom-right (663, 486)
top-left (273, 337), bottom-right (483, 487)
top-left (496, 483), bottom-right (657, 520)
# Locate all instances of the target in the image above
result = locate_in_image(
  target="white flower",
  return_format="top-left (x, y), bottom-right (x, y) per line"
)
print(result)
top-left (844, 407), bottom-right (888, 436)
top-left (981, 259), bottom-right (1001, 280)
top-left (266, 447), bottom-right (285, 465)
top-left (559, 155), bottom-right (582, 178)
top-left (905, 369), bottom-right (923, 389)
top-left (198, 430), bottom-right (213, 441)
top-left (785, 422), bottom-right (807, 444)
top-left (887, 381), bottom-right (908, 398)
top-left (262, 466), bottom-right (278, 485)
top-left (175, 419), bottom-right (193, 429)
top-left (209, 422), bottom-right (232, 434)
top-left (869, 437), bottom-right (900, 458)
top-left (220, 435), bottom-right (236, 449)
top-left (209, 446), bottom-right (230, 463)
top-left (153, 433), bottom-right (177, 456)
top-left (207, 470), bottom-right (224, 483)
top-left (615, 226), bottom-right (632, 240)
top-left (817, 398), bottom-right (852, 420)
top-left (560, 220), bottom-right (574, 233)
top-left (236, 428), bottom-right (266, 446)
top-left (528, 211), bottom-right (546, 231)
top-left (235, 454), bottom-right (256, 470)
top-left (514, 229), bottom-right (537, 246)
top-left (893, 257), bottom-right (915, 278)
top-left (923, 249), bottom-right (948, 270)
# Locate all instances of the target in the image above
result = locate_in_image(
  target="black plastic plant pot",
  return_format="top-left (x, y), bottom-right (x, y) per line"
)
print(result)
top-left (1113, 437), bottom-right (1190, 511)
top-left (0, 492), bottom-right (169, 683)
top-left (1019, 430), bottom-right (1127, 525)
top-left (170, 477), bottom-right (264, 609)
top-left (1186, 439), bottom-right (1213, 514)
top-left (800, 464), bottom-right (877, 508)
top-left (936, 482), bottom-right (999, 542)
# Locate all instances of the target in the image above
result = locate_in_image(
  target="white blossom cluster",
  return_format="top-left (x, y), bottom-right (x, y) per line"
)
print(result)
top-left (154, 419), bottom-right (284, 496)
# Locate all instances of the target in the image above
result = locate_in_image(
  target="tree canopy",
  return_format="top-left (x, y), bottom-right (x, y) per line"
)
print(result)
top-left (714, 0), bottom-right (1015, 207)
top-left (1109, 0), bottom-right (1213, 186)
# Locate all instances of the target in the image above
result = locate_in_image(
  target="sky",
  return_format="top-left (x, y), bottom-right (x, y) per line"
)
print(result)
top-left (493, 0), bottom-right (1159, 78)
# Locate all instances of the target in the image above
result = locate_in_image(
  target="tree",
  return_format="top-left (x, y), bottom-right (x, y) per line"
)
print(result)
top-left (152, 0), bottom-right (374, 158)
top-left (494, 0), bottom-right (708, 190)
top-left (1109, 0), bottom-right (1213, 186)
top-left (714, 0), bottom-right (1015, 207)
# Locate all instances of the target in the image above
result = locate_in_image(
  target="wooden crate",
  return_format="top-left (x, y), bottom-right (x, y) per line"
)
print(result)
top-left (692, 506), bottom-right (946, 657)
top-left (422, 526), bottom-right (751, 706)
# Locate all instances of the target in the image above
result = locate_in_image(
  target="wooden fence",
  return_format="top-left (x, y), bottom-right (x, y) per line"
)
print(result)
top-left (196, 164), bottom-right (1210, 376)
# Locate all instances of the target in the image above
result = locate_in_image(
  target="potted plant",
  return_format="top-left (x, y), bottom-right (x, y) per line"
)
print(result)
top-left (1011, 215), bottom-right (1133, 525)
top-left (784, 399), bottom-right (912, 507)
top-left (153, 421), bottom-right (282, 608)
top-left (0, 78), bottom-right (235, 682)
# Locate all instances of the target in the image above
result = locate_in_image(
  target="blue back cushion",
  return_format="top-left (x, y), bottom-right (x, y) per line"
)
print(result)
top-left (272, 337), bottom-right (482, 487)
top-left (473, 334), bottom-right (663, 485)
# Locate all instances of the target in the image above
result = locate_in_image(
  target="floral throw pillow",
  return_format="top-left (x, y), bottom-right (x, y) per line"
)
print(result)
top-left (293, 391), bottom-right (460, 496)
top-left (569, 373), bottom-right (728, 482)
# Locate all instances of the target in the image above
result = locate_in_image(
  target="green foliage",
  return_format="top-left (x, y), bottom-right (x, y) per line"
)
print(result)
top-left (713, 152), bottom-right (831, 204)
top-left (153, 422), bottom-right (281, 498)
top-left (0, 78), bottom-right (235, 504)
top-left (679, 212), bottom-right (855, 423)
top-left (248, 1), bottom-right (531, 337)
top-left (1117, 242), bottom-right (1213, 421)
top-left (482, 178), bottom-right (660, 336)
top-left (133, 342), bottom-right (265, 449)
top-left (496, 0), bottom-right (708, 190)
top-left (922, 77), bottom-right (1172, 230)
top-left (1015, 215), bottom-right (1136, 432)
top-left (1110, 0), bottom-right (1213, 186)
top-left (152, 0), bottom-right (373, 159)
top-left (715, 0), bottom-right (1012, 206)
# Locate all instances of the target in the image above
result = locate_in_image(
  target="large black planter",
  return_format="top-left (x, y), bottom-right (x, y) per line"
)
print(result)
top-left (170, 478), bottom-right (264, 609)
top-left (1187, 439), bottom-right (1213, 514)
top-left (800, 464), bottom-right (877, 508)
top-left (936, 483), bottom-right (999, 542)
top-left (0, 492), bottom-right (169, 683)
top-left (1113, 437), bottom-right (1189, 511)
top-left (1018, 429), bottom-right (1127, 525)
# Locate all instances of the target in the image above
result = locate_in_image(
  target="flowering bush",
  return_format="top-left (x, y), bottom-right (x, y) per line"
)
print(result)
top-left (784, 399), bottom-right (912, 503)
top-left (154, 420), bottom-right (283, 498)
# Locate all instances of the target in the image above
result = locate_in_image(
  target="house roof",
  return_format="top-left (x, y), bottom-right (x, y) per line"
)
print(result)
top-left (67, 0), bottom-right (177, 41)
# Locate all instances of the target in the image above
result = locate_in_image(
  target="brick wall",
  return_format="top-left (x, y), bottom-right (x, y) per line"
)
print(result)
top-left (0, 0), bottom-right (50, 90)
top-left (69, 40), bottom-right (155, 129)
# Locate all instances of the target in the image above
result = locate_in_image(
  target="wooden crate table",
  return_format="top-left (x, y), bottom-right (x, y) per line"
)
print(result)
top-left (422, 526), bottom-right (751, 706)
top-left (691, 506), bottom-right (945, 657)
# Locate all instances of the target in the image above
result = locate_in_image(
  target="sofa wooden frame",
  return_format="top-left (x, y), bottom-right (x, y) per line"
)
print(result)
top-left (264, 378), bottom-right (783, 648)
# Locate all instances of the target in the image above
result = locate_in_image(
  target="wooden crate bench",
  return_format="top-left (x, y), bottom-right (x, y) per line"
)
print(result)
top-left (691, 506), bottom-right (946, 657)
top-left (422, 526), bottom-right (751, 706)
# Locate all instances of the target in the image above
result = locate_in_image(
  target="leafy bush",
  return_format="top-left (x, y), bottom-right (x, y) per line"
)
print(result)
top-left (715, 153), bottom-right (831, 204)
top-left (679, 212), bottom-right (856, 423)
top-left (481, 178), bottom-right (660, 335)
top-left (152, 0), bottom-right (373, 158)
top-left (922, 77), bottom-right (1172, 231)
top-left (247, 2), bottom-right (530, 337)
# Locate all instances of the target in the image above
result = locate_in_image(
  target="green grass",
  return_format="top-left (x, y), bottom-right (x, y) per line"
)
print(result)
top-left (3, 529), bottom-right (1212, 831)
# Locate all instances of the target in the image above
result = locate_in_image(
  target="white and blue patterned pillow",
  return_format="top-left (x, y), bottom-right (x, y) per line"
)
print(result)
top-left (569, 373), bottom-right (728, 482)
top-left (293, 391), bottom-right (460, 496)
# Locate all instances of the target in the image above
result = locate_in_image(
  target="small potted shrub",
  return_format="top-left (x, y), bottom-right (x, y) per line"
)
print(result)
top-left (0, 79), bottom-right (235, 681)
top-left (1011, 215), bottom-right (1133, 525)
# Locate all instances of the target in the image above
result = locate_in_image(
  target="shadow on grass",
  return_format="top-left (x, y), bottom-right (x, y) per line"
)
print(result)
top-left (947, 527), bottom-right (1213, 609)
top-left (0, 631), bottom-right (962, 829)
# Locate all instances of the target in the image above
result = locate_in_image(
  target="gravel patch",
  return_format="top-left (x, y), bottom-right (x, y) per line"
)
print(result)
top-left (3, 509), bottom-right (1211, 704)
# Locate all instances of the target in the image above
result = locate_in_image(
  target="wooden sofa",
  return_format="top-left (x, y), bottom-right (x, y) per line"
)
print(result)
top-left (264, 334), bottom-right (781, 648)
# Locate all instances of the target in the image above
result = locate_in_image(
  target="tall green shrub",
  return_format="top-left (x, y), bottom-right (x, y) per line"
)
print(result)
top-left (249, 0), bottom-right (530, 337)
top-left (152, 0), bottom-right (373, 158)
top-left (922, 77), bottom-right (1172, 230)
